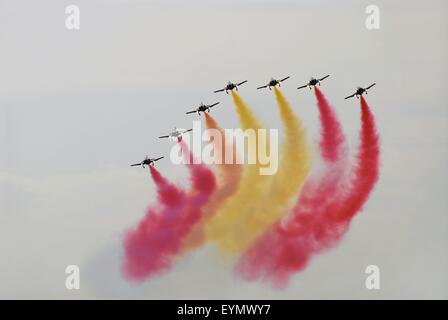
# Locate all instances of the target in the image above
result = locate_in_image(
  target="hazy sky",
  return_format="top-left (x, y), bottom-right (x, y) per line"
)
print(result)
top-left (0, 0), bottom-right (447, 299)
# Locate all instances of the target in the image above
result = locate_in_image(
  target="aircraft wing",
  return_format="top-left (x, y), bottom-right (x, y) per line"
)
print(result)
top-left (280, 76), bottom-right (290, 82)
top-left (153, 157), bottom-right (164, 162)
top-left (130, 163), bottom-right (141, 167)
top-left (186, 110), bottom-right (197, 114)
top-left (257, 85), bottom-right (268, 90)
top-left (297, 84), bottom-right (308, 90)
top-left (237, 80), bottom-right (248, 86)
top-left (344, 93), bottom-right (356, 100)
top-left (209, 102), bottom-right (220, 108)
top-left (214, 88), bottom-right (225, 93)
top-left (319, 75), bottom-right (330, 81)
top-left (366, 83), bottom-right (376, 90)
top-left (158, 135), bottom-right (170, 138)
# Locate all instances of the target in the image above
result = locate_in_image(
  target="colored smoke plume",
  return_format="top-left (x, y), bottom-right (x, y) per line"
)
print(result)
top-left (181, 113), bottom-right (242, 252)
top-left (225, 88), bottom-right (311, 253)
top-left (123, 141), bottom-right (216, 281)
top-left (235, 88), bottom-right (378, 288)
top-left (206, 92), bottom-right (271, 254)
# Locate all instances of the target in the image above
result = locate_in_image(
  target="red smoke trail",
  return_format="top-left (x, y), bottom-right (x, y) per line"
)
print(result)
top-left (149, 165), bottom-right (186, 207)
top-left (315, 87), bottom-right (346, 162)
top-left (330, 96), bottom-right (380, 222)
top-left (178, 138), bottom-right (217, 216)
top-left (236, 91), bottom-right (379, 288)
top-left (304, 96), bottom-right (379, 250)
top-left (123, 141), bottom-right (216, 282)
top-left (123, 166), bottom-right (187, 280)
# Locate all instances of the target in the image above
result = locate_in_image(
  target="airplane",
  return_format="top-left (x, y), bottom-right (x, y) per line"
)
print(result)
top-left (257, 76), bottom-right (290, 90)
top-left (214, 80), bottom-right (247, 94)
top-left (297, 75), bottom-right (330, 90)
top-left (186, 102), bottom-right (220, 115)
top-left (158, 127), bottom-right (193, 140)
top-left (130, 156), bottom-right (164, 168)
top-left (344, 83), bottom-right (376, 99)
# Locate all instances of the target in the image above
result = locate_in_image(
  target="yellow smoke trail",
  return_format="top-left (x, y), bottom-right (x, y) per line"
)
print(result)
top-left (206, 89), bottom-right (311, 254)
top-left (237, 87), bottom-right (311, 248)
top-left (205, 92), bottom-right (271, 253)
top-left (181, 113), bottom-right (242, 253)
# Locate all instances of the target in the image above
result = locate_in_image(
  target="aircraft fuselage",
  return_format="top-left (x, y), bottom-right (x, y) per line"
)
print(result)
top-left (269, 80), bottom-right (279, 87)
top-left (226, 83), bottom-right (237, 91)
top-left (356, 88), bottom-right (366, 95)
top-left (309, 78), bottom-right (319, 86)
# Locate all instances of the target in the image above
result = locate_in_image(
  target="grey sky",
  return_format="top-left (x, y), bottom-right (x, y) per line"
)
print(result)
top-left (0, 0), bottom-right (447, 299)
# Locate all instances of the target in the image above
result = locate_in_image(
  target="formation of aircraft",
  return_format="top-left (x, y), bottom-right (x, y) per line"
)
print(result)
top-left (257, 76), bottom-right (290, 90)
top-left (297, 75), bottom-right (330, 90)
top-left (130, 156), bottom-right (164, 168)
top-left (186, 102), bottom-right (220, 115)
top-left (131, 75), bottom-right (376, 169)
top-left (158, 127), bottom-right (193, 139)
top-left (214, 80), bottom-right (248, 94)
top-left (344, 83), bottom-right (376, 99)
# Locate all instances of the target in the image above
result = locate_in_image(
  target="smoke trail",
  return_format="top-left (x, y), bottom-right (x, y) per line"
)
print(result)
top-left (329, 96), bottom-right (380, 222)
top-left (123, 166), bottom-right (187, 281)
top-left (181, 113), bottom-right (242, 251)
top-left (224, 88), bottom-right (311, 254)
top-left (291, 96), bottom-right (379, 253)
top-left (205, 92), bottom-right (271, 254)
top-left (315, 88), bottom-right (347, 162)
top-left (123, 142), bottom-right (216, 282)
top-left (236, 88), bottom-right (359, 287)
